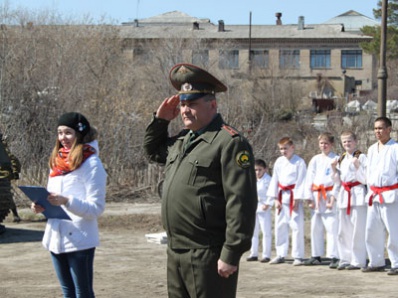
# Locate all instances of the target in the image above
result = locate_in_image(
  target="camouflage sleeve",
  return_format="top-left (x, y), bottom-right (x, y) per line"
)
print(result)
top-left (0, 139), bottom-right (20, 180)
top-left (0, 169), bottom-right (12, 179)
top-left (9, 154), bottom-right (21, 180)
top-left (0, 140), bottom-right (11, 179)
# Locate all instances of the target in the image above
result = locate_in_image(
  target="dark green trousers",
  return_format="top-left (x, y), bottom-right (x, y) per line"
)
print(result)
top-left (167, 247), bottom-right (239, 298)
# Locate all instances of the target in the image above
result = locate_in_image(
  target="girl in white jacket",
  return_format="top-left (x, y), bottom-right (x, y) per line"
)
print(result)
top-left (32, 112), bottom-right (107, 298)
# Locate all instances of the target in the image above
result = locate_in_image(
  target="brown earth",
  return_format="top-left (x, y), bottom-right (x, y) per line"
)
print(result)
top-left (1, 202), bottom-right (397, 298)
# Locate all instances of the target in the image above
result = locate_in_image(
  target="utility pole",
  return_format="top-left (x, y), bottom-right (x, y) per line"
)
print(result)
top-left (248, 11), bottom-right (252, 73)
top-left (378, 0), bottom-right (388, 117)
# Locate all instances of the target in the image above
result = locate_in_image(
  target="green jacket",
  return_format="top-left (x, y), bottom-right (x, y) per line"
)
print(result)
top-left (144, 114), bottom-right (257, 266)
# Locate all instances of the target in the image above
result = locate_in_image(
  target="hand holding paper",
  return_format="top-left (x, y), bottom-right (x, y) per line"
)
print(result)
top-left (19, 186), bottom-right (71, 220)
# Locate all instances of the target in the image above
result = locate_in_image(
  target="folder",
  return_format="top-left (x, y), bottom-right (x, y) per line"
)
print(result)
top-left (19, 186), bottom-right (71, 220)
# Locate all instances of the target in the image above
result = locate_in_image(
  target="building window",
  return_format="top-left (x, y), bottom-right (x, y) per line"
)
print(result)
top-left (310, 50), bottom-right (331, 69)
top-left (341, 50), bottom-right (362, 69)
top-left (279, 49), bottom-right (300, 69)
top-left (250, 50), bottom-right (269, 68)
top-left (192, 49), bottom-right (209, 67)
top-left (219, 50), bottom-right (239, 69)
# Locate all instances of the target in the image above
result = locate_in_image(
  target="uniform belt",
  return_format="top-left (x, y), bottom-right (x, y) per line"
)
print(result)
top-left (341, 181), bottom-right (361, 215)
top-left (278, 183), bottom-right (295, 216)
top-left (312, 184), bottom-right (333, 202)
top-left (369, 183), bottom-right (398, 206)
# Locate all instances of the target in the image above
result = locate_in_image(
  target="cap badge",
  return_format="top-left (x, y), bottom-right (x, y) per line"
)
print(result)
top-left (177, 65), bottom-right (189, 74)
top-left (181, 83), bottom-right (193, 92)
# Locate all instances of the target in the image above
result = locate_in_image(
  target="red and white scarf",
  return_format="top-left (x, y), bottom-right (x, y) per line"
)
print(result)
top-left (49, 144), bottom-right (95, 177)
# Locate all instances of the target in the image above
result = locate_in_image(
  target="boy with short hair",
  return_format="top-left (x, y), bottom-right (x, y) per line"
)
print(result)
top-left (266, 137), bottom-right (307, 266)
top-left (332, 130), bottom-right (367, 270)
top-left (363, 116), bottom-right (398, 275)
top-left (246, 159), bottom-right (272, 263)
top-left (304, 132), bottom-right (340, 268)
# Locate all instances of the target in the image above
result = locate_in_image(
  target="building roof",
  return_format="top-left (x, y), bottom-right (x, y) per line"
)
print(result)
top-left (323, 10), bottom-right (379, 31)
top-left (122, 11), bottom-right (211, 25)
top-left (120, 11), bottom-right (372, 42)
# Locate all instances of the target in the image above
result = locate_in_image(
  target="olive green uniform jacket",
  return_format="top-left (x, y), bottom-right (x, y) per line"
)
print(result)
top-left (144, 114), bottom-right (257, 266)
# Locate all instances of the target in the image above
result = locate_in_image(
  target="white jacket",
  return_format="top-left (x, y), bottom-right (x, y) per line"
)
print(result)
top-left (42, 140), bottom-right (107, 254)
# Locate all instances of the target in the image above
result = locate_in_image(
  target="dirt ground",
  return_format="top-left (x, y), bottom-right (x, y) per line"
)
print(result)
top-left (1, 202), bottom-right (397, 298)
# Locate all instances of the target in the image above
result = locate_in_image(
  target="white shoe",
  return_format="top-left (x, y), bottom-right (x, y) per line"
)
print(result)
top-left (293, 258), bottom-right (304, 266)
top-left (269, 256), bottom-right (285, 264)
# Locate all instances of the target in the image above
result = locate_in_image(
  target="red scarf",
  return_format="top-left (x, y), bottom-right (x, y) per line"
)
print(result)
top-left (50, 144), bottom-right (96, 177)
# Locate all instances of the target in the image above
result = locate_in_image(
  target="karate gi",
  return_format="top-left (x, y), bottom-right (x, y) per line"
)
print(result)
top-left (305, 152), bottom-right (339, 259)
top-left (334, 152), bottom-right (367, 268)
top-left (365, 139), bottom-right (398, 269)
top-left (267, 154), bottom-right (307, 259)
top-left (249, 173), bottom-right (272, 259)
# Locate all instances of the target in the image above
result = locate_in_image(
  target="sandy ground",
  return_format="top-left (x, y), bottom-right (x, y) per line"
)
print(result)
top-left (1, 202), bottom-right (397, 298)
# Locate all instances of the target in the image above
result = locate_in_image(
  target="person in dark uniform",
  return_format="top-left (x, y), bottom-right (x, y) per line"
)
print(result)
top-left (144, 63), bottom-right (257, 298)
top-left (0, 134), bottom-right (21, 234)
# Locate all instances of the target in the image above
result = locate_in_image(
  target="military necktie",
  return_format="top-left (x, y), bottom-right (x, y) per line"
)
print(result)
top-left (184, 131), bottom-right (197, 152)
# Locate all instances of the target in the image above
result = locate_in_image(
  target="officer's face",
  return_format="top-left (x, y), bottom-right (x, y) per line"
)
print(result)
top-left (180, 97), bottom-right (217, 131)
top-left (58, 126), bottom-right (77, 150)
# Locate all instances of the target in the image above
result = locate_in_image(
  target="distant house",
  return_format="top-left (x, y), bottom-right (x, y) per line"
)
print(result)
top-left (323, 10), bottom-right (379, 33)
top-left (362, 99), bottom-right (377, 113)
top-left (121, 10), bottom-right (377, 100)
top-left (345, 99), bottom-right (361, 114)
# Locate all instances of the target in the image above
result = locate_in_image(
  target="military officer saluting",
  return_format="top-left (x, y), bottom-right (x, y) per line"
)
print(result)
top-left (144, 63), bottom-right (257, 298)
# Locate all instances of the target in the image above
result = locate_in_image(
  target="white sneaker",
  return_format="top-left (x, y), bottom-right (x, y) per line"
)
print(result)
top-left (293, 258), bottom-right (304, 266)
top-left (269, 256), bottom-right (285, 264)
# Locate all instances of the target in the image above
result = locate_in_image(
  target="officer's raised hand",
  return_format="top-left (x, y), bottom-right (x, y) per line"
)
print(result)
top-left (156, 95), bottom-right (180, 121)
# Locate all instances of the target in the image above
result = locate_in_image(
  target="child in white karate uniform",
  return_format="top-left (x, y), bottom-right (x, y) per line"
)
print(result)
top-left (304, 132), bottom-right (340, 269)
top-left (247, 159), bottom-right (272, 263)
top-left (363, 117), bottom-right (398, 275)
top-left (332, 130), bottom-right (367, 270)
top-left (266, 137), bottom-right (307, 266)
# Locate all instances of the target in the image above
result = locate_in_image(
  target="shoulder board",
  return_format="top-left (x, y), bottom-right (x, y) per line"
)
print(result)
top-left (222, 124), bottom-right (239, 137)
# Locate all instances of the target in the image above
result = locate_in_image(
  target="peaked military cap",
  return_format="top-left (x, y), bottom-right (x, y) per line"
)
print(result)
top-left (169, 63), bottom-right (227, 101)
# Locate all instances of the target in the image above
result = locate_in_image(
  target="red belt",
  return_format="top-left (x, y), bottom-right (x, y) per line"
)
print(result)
top-left (278, 183), bottom-right (295, 216)
top-left (312, 184), bottom-right (333, 203)
top-left (369, 183), bottom-right (398, 206)
top-left (341, 181), bottom-right (361, 215)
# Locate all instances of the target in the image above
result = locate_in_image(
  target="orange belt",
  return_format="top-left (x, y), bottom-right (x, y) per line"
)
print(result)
top-left (341, 181), bottom-right (361, 215)
top-left (278, 183), bottom-right (295, 216)
top-left (369, 183), bottom-right (398, 206)
top-left (312, 184), bottom-right (333, 204)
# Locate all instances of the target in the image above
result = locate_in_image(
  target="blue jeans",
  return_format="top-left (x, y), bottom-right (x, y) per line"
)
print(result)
top-left (50, 248), bottom-right (96, 298)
